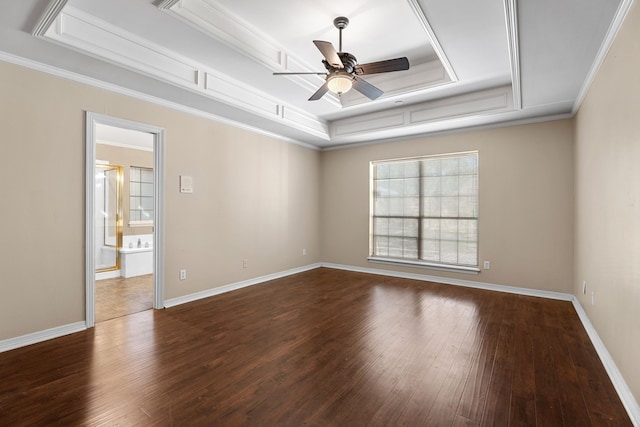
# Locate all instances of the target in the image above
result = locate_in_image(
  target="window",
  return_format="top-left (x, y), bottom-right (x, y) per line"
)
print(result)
top-left (369, 151), bottom-right (478, 272)
top-left (129, 166), bottom-right (154, 226)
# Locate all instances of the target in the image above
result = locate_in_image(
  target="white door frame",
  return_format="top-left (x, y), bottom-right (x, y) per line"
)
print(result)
top-left (85, 112), bottom-right (165, 327)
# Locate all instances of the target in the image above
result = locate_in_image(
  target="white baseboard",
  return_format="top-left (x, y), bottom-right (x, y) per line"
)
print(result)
top-left (163, 263), bottom-right (322, 308)
top-left (572, 299), bottom-right (640, 425)
top-left (320, 262), bottom-right (574, 301)
top-left (0, 321), bottom-right (87, 353)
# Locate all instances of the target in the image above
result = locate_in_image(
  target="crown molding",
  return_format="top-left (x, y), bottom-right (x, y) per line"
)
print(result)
top-left (157, 0), bottom-right (181, 9)
top-left (0, 50), bottom-right (319, 151)
top-left (40, 6), bottom-right (330, 141)
top-left (504, 0), bottom-right (522, 109)
top-left (159, 0), bottom-right (341, 109)
top-left (332, 85), bottom-right (512, 139)
top-left (572, 0), bottom-right (635, 114)
top-left (160, 0), bottom-right (453, 108)
top-left (31, 0), bottom-right (68, 36)
top-left (405, 0), bottom-right (457, 82)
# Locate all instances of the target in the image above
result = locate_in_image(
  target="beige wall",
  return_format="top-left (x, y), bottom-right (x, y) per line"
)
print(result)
top-left (574, 1), bottom-right (640, 403)
top-left (0, 61), bottom-right (320, 340)
top-left (96, 144), bottom-right (154, 236)
top-left (320, 120), bottom-right (575, 293)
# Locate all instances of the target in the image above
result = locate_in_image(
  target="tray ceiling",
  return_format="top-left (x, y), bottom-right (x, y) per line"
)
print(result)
top-left (0, 0), bottom-right (631, 148)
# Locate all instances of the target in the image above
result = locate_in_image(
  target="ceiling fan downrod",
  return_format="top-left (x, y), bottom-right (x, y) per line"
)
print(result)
top-left (333, 16), bottom-right (349, 52)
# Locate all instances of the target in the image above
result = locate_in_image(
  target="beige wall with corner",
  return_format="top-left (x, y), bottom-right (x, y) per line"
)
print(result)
top-left (320, 120), bottom-right (575, 294)
top-left (0, 60), bottom-right (321, 340)
top-left (573, 0), bottom-right (640, 405)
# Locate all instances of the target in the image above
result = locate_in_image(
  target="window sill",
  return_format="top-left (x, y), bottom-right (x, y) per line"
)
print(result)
top-left (368, 257), bottom-right (480, 274)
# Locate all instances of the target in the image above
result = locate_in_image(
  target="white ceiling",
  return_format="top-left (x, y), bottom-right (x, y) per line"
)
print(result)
top-left (0, 0), bottom-right (629, 149)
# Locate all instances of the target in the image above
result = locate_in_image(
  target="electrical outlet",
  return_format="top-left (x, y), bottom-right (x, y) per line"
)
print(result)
top-left (302, 248), bottom-right (307, 256)
top-left (591, 291), bottom-right (595, 305)
top-left (483, 261), bottom-right (490, 270)
top-left (582, 280), bottom-right (587, 294)
top-left (243, 259), bottom-right (248, 268)
top-left (179, 269), bottom-right (187, 280)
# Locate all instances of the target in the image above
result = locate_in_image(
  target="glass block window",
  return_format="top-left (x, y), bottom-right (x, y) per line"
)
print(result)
top-left (130, 166), bottom-right (154, 225)
top-left (370, 152), bottom-right (478, 270)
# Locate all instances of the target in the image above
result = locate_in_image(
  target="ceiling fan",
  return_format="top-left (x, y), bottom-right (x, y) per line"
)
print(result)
top-left (273, 17), bottom-right (410, 101)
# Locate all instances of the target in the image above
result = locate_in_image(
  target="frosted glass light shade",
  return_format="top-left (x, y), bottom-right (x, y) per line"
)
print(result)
top-left (327, 74), bottom-right (353, 94)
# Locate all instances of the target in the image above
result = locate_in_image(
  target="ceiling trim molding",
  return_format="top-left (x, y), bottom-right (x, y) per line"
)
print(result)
top-left (572, 0), bottom-right (635, 114)
top-left (203, 71), bottom-right (329, 139)
top-left (45, 7), bottom-right (202, 88)
top-left (323, 111), bottom-right (574, 152)
top-left (0, 51), bottom-right (319, 151)
top-left (163, 0), bottom-right (286, 70)
top-left (41, 6), bottom-right (329, 141)
top-left (157, 0), bottom-right (181, 10)
top-left (159, 0), bottom-right (341, 108)
top-left (405, 0), bottom-right (458, 82)
top-left (332, 86), bottom-right (512, 139)
top-left (32, 0), bottom-right (68, 36)
top-left (504, 0), bottom-right (521, 109)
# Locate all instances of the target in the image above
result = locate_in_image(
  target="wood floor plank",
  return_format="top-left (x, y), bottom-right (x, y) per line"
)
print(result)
top-left (455, 292), bottom-right (505, 422)
top-left (0, 268), bottom-right (632, 426)
top-left (508, 297), bottom-right (537, 427)
top-left (480, 296), bottom-right (517, 426)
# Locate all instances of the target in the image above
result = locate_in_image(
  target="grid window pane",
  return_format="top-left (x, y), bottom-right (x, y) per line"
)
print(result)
top-left (441, 197), bottom-right (459, 217)
top-left (141, 169), bottom-right (154, 182)
top-left (441, 176), bottom-right (459, 196)
top-left (130, 166), bottom-right (154, 224)
top-left (423, 159), bottom-right (441, 177)
top-left (404, 197), bottom-right (420, 217)
top-left (375, 198), bottom-right (390, 216)
top-left (422, 197), bottom-right (441, 217)
top-left (371, 152), bottom-right (478, 267)
top-left (141, 183), bottom-right (153, 197)
top-left (422, 177), bottom-right (441, 196)
top-left (422, 219), bottom-right (440, 240)
top-left (421, 239), bottom-right (440, 262)
top-left (440, 240), bottom-right (459, 263)
top-left (375, 180), bottom-right (390, 198)
top-left (459, 196), bottom-right (478, 217)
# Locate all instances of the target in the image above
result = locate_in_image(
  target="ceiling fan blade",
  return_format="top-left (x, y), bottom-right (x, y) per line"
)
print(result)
top-left (313, 40), bottom-right (344, 69)
top-left (352, 76), bottom-right (383, 100)
top-left (355, 57), bottom-right (410, 75)
top-left (273, 72), bottom-right (327, 75)
top-left (309, 81), bottom-right (330, 101)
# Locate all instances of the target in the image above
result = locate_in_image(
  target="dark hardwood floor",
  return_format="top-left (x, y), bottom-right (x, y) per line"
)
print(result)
top-left (0, 268), bottom-right (631, 426)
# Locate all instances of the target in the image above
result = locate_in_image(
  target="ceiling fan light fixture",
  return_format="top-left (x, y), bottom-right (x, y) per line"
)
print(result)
top-left (327, 72), bottom-right (353, 94)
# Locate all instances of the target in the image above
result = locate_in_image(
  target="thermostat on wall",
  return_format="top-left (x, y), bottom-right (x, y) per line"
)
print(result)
top-left (180, 175), bottom-right (193, 193)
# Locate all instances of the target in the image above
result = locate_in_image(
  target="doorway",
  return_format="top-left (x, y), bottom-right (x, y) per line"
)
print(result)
top-left (85, 112), bottom-right (164, 327)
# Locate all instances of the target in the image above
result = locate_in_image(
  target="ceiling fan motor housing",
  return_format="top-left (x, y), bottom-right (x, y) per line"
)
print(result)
top-left (322, 52), bottom-right (357, 73)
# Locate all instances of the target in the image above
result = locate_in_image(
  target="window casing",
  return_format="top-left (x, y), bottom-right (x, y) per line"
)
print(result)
top-left (129, 166), bottom-right (154, 226)
top-left (369, 152), bottom-right (479, 272)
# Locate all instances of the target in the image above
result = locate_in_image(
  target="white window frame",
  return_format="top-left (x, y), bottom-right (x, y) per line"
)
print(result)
top-left (129, 165), bottom-right (154, 227)
top-left (369, 151), bottom-right (480, 274)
